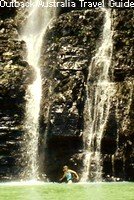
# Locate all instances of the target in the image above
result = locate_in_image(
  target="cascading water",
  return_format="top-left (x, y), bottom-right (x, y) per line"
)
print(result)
top-left (20, 0), bottom-right (56, 180)
top-left (81, 8), bottom-right (115, 182)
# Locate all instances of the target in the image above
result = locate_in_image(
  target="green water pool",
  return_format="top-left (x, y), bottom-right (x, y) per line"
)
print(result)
top-left (0, 182), bottom-right (133, 200)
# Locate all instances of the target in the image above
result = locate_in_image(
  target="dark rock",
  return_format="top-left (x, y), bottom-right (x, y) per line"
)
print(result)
top-left (0, 5), bottom-right (31, 180)
top-left (0, 5), bottom-right (133, 182)
top-left (40, 10), bottom-right (104, 181)
top-left (101, 8), bottom-right (134, 181)
top-left (112, 9), bottom-right (134, 82)
top-left (40, 9), bottom-right (134, 181)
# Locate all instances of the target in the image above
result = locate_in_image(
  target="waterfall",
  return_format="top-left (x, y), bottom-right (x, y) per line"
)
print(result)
top-left (20, 0), bottom-right (56, 180)
top-left (81, 9), bottom-right (115, 182)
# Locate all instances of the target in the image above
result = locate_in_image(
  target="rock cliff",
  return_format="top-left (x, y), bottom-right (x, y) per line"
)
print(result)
top-left (0, 5), bottom-right (133, 182)
top-left (102, 9), bottom-right (134, 181)
top-left (40, 8), bottom-right (134, 181)
top-left (40, 9), bottom-right (104, 181)
top-left (0, 5), bottom-right (31, 180)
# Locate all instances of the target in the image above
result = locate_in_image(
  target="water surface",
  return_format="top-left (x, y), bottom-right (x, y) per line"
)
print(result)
top-left (0, 182), bottom-right (133, 200)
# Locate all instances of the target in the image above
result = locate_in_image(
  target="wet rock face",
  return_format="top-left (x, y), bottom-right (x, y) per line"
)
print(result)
top-left (41, 9), bottom-right (134, 181)
top-left (41, 10), bottom-right (104, 137)
top-left (40, 10), bottom-right (104, 181)
top-left (0, 6), bottom-right (133, 182)
top-left (112, 9), bottom-right (134, 82)
top-left (101, 9), bottom-right (134, 181)
top-left (0, 8), bottom-right (31, 180)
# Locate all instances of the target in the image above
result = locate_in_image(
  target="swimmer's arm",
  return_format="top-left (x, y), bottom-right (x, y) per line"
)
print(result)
top-left (59, 173), bottom-right (66, 181)
top-left (68, 170), bottom-right (79, 180)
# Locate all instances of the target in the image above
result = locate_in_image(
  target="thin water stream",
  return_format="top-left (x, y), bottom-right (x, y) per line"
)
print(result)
top-left (20, 0), bottom-right (56, 180)
top-left (81, 8), bottom-right (115, 182)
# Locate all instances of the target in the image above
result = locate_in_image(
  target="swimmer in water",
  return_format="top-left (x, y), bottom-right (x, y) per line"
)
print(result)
top-left (59, 165), bottom-right (79, 184)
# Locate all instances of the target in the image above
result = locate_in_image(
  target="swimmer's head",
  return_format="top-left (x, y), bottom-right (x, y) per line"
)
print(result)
top-left (63, 165), bottom-right (68, 172)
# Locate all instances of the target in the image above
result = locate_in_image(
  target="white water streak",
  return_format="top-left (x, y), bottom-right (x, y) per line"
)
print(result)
top-left (81, 9), bottom-right (115, 182)
top-left (21, 0), bottom-right (56, 180)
